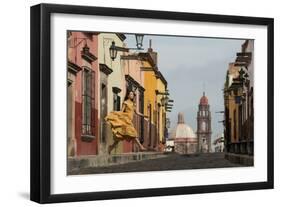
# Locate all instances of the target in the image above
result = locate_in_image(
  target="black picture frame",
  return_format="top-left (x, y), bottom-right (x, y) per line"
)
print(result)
top-left (30, 3), bottom-right (274, 204)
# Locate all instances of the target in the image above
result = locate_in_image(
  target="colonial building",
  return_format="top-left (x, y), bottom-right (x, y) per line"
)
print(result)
top-left (140, 52), bottom-right (158, 150)
top-left (98, 33), bottom-right (127, 154)
top-left (224, 40), bottom-right (254, 165)
top-left (67, 33), bottom-right (170, 159)
top-left (165, 138), bottom-right (174, 152)
top-left (196, 92), bottom-right (212, 153)
top-left (138, 42), bottom-right (169, 151)
top-left (170, 113), bottom-right (198, 154)
top-left (155, 71), bottom-right (168, 151)
top-left (67, 31), bottom-right (99, 156)
top-left (97, 38), bottom-right (169, 153)
top-left (213, 134), bottom-right (225, 152)
top-left (67, 33), bottom-right (172, 173)
top-left (121, 52), bottom-right (145, 152)
top-left (224, 63), bottom-right (242, 152)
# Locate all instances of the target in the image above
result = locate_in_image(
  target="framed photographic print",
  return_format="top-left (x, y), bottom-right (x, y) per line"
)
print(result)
top-left (30, 3), bottom-right (274, 203)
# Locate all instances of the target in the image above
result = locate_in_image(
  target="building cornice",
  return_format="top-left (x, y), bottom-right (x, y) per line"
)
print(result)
top-left (81, 46), bottom-right (97, 63)
top-left (125, 74), bottom-right (145, 92)
top-left (67, 60), bottom-right (82, 75)
top-left (99, 63), bottom-right (113, 75)
top-left (112, 86), bottom-right (122, 94)
top-left (155, 70), bottom-right (167, 86)
top-left (116, 33), bottom-right (126, 41)
top-left (121, 54), bottom-right (139, 60)
top-left (138, 52), bottom-right (156, 67)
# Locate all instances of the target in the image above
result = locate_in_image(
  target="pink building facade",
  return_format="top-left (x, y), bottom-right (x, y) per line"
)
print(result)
top-left (121, 54), bottom-right (145, 152)
top-left (67, 31), bottom-right (99, 156)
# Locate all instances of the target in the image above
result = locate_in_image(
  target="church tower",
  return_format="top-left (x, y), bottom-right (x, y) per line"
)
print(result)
top-left (197, 92), bottom-right (212, 153)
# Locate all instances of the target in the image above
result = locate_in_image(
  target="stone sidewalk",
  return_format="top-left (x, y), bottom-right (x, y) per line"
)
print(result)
top-left (68, 151), bottom-right (167, 175)
top-left (69, 152), bottom-right (249, 175)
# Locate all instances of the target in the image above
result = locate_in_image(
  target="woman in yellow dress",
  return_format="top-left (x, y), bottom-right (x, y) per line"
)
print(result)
top-left (105, 90), bottom-right (147, 154)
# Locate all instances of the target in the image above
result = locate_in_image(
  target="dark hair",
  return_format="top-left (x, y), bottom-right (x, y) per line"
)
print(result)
top-left (124, 88), bottom-right (136, 101)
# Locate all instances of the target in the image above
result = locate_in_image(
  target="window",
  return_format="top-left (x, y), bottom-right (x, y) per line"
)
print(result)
top-left (101, 83), bottom-right (107, 143)
top-left (112, 87), bottom-right (121, 111)
top-left (201, 121), bottom-right (206, 131)
top-left (82, 68), bottom-right (95, 135)
top-left (113, 93), bottom-right (121, 111)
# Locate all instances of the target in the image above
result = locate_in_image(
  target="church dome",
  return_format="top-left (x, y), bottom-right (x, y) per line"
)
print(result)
top-left (170, 113), bottom-right (196, 139)
top-left (200, 92), bottom-right (208, 105)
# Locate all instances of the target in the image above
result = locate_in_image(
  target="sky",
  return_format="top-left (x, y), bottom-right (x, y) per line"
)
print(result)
top-left (124, 34), bottom-right (245, 142)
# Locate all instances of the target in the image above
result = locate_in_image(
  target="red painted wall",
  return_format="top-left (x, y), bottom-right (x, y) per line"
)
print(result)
top-left (123, 140), bottom-right (133, 153)
top-left (69, 32), bottom-right (99, 156)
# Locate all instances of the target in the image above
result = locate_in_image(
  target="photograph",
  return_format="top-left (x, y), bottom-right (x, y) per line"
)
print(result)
top-left (30, 3), bottom-right (273, 203)
top-left (66, 31), bottom-right (254, 175)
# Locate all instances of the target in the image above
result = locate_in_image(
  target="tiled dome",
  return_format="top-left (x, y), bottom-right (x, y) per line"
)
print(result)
top-left (170, 113), bottom-right (196, 139)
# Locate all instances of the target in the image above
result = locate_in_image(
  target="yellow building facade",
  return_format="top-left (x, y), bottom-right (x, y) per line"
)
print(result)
top-left (141, 53), bottom-right (158, 149)
top-left (224, 40), bottom-right (254, 165)
top-left (156, 71), bottom-right (167, 145)
top-left (224, 63), bottom-right (241, 144)
top-left (139, 49), bottom-right (168, 151)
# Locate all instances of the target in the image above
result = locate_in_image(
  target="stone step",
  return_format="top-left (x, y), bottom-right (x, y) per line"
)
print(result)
top-left (68, 152), bottom-right (167, 174)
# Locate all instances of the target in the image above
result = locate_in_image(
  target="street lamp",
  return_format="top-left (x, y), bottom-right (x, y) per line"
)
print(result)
top-left (109, 34), bottom-right (145, 61)
top-left (135, 34), bottom-right (144, 49)
top-left (160, 96), bottom-right (169, 107)
top-left (109, 41), bottom-right (129, 61)
top-left (109, 41), bottom-right (118, 61)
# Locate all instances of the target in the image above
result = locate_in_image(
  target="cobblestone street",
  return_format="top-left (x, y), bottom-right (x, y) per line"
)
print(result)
top-left (75, 152), bottom-right (245, 175)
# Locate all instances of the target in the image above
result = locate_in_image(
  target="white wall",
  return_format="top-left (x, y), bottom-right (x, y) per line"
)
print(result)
top-left (0, 0), bottom-right (280, 206)
top-left (98, 33), bottom-right (126, 112)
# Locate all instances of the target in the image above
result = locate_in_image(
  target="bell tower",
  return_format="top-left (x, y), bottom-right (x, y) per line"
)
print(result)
top-left (197, 92), bottom-right (212, 153)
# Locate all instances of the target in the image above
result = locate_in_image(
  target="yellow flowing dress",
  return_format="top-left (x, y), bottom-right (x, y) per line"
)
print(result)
top-left (104, 99), bottom-right (138, 140)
